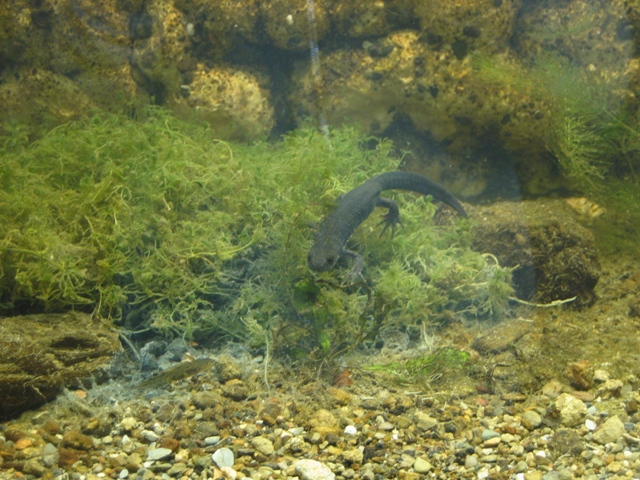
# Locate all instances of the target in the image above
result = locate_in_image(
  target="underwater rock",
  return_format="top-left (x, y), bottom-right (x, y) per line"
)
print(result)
top-left (170, 63), bottom-right (275, 141)
top-left (129, 0), bottom-right (194, 97)
top-left (17, 0), bottom-right (131, 74)
top-left (262, 0), bottom-right (331, 51)
top-left (174, 0), bottom-right (259, 57)
top-left (0, 67), bottom-right (95, 129)
top-left (289, 30), bottom-right (553, 156)
top-left (0, 0), bottom-right (144, 116)
top-left (414, 0), bottom-right (522, 55)
top-left (0, 312), bottom-right (120, 420)
top-left (471, 199), bottom-right (600, 307)
top-left (514, 0), bottom-right (632, 71)
top-left (332, 0), bottom-right (415, 38)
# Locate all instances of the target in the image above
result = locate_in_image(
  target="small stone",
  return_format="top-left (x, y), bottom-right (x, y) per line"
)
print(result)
top-left (482, 429), bottom-right (500, 441)
top-left (120, 417), bottom-right (138, 431)
top-left (596, 379), bottom-right (624, 398)
top-left (413, 457), bottom-right (432, 473)
top-left (593, 415), bottom-right (626, 445)
top-left (483, 437), bottom-right (501, 447)
top-left (167, 462), bottom-right (188, 476)
top-left (146, 447), bottom-right (173, 461)
top-left (344, 425), bottom-right (357, 435)
top-left (465, 455), bottom-right (478, 468)
top-left (119, 469), bottom-right (129, 479)
top-left (522, 410), bottom-right (542, 429)
top-left (220, 466), bottom-right (238, 479)
top-left (342, 448), bottom-right (364, 463)
top-left (175, 449), bottom-right (190, 463)
top-left (593, 369), bottom-right (610, 382)
top-left (555, 393), bottom-right (587, 427)
top-left (377, 421), bottom-right (394, 431)
top-left (414, 412), bottom-right (438, 431)
top-left (585, 418), bottom-right (597, 431)
top-left (251, 437), bottom-right (275, 456)
top-left (141, 430), bottom-right (159, 442)
top-left (514, 460), bottom-right (528, 473)
top-left (294, 459), bottom-right (335, 480)
top-left (212, 447), bottom-right (235, 468)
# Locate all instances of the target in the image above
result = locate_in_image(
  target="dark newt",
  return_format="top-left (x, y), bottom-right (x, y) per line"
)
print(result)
top-left (308, 171), bottom-right (467, 277)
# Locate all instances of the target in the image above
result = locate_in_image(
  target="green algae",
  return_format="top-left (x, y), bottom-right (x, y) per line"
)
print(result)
top-left (0, 107), bottom-right (513, 356)
top-left (364, 347), bottom-right (471, 384)
top-left (472, 51), bottom-right (623, 191)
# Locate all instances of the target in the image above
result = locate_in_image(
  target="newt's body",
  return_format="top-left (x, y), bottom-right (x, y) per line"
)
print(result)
top-left (308, 171), bottom-right (467, 276)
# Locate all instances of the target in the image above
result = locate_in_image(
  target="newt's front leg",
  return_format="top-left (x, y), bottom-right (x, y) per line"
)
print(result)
top-left (376, 197), bottom-right (403, 237)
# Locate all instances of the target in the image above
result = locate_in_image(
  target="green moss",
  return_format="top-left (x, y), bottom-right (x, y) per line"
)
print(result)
top-left (364, 347), bottom-right (471, 383)
top-left (0, 108), bottom-right (513, 356)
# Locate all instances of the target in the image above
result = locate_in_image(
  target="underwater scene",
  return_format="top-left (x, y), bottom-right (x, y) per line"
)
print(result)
top-left (1, 0), bottom-right (640, 478)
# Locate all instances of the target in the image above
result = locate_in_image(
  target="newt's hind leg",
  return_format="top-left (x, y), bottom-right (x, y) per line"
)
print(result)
top-left (376, 197), bottom-right (403, 237)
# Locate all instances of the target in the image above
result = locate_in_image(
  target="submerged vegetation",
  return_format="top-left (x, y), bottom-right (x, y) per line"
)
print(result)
top-left (473, 51), bottom-right (618, 191)
top-left (0, 107), bottom-right (513, 357)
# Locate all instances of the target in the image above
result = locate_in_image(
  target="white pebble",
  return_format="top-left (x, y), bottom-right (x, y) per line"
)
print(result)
top-left (586, 418), bottom-right (597, 431)
top-left (344, 425), bottom-right (357, 435)
top-left (477, 467), bottom-right (490, 479)
top-left (212, 447), bottom-right (235, 468)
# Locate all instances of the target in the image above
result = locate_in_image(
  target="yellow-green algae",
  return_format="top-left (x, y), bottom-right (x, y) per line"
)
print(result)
top-left (0, 108), bottom-right (513, 357)
top-left (472, 51), bottom-right (628, 191)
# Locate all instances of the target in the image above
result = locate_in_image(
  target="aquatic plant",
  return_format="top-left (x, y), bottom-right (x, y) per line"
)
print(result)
top-left (0, 107), bottom-right (514, 357)
top-left (364, 347), bottom-right (471, 383)
top-left (472, 51), bottom-right (621, 191)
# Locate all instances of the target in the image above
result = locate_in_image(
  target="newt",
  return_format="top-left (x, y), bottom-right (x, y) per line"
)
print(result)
top-left (308, 171), bottom-right (467, 277)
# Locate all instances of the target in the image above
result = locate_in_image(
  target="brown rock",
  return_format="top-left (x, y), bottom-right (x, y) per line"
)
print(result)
top-left (472, 319), bottom-right (532, 354)
top-left (471, 199), bottom-right (600, 307)
top-left (62, 430), bottom-right (94, 450)
top-left (0, 312), bottom-right (120, 420)
top-left (564, 360), bottom-right (594, 391)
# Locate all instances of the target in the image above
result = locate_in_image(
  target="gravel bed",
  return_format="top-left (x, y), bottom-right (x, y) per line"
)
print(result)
top-left (1, 352), bottom-right (639, 480)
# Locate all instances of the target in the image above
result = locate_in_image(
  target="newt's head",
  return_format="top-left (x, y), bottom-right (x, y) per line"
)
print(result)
top-left (308, 236), bottom-right (341, 272)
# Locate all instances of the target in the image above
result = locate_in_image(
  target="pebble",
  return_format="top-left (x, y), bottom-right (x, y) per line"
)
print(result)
top-left (522, 410), bottom-right (542, 429)
top-left (555, 393), bottom-right (587, 427)
top-left (344, 425), bottom-right (358, 435)
top-left (212, 447), bottom-right (235, 468)
top-left (294, 459), bottom-right (335, 480)
top-left (251, 436), bottom-right (275, 456)
top-left (464, 455), bottom-right (478, 468)
top-left (593, 415), bottom-right (626, 445)
top-left (413, 457), bottom-right (432, 473)
top-left (146, 447), bottom-right (172, 461)
top-left (482, 429), bottom-right (500, 441)
top-left (1, 353), bottom-right (639, 480)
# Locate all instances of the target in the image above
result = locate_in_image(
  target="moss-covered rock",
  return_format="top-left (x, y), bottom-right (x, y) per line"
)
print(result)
top-left (0, 312), bottom-right (120, 420)
top-left (471, 199), bottom-right (600, 307)
top-left (290, 30), bottom-right (553, 156)
top-left (414, 0), bottom-right (522, 55)
top-left (169, 64), bottom-right (275, 141)
top-left (0, 67), bottom-right (95, 130)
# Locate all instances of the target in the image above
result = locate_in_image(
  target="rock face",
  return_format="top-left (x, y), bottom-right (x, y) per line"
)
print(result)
top-left (0, 312), bottom-right (120, 420)
top-left (471, 199), bottom-right (600, 307)
top-left (1, 0), bottom-right (632, 161)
